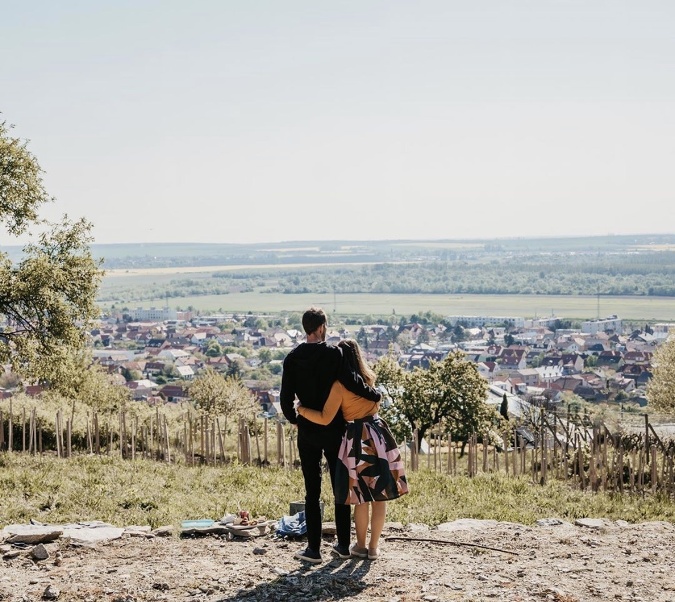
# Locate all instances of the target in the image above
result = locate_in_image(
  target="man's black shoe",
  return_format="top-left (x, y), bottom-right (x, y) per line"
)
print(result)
top-left (294, 547), bottom-right (322, 564)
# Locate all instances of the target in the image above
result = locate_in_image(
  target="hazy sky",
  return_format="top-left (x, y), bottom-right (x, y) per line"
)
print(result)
top-left (2, 1), bottom-right (674, 245)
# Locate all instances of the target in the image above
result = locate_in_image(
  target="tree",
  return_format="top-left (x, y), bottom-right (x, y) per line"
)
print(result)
top-left (646, 337), bottom-right (675, 413)
top-left (452, 324), bottom-right (466, 342)
top-left (205, 341), bottom-right (222, 357)
top-left (0, 120), bottom-right (103, 383)
top-left (35, 348), bottom-right (131, 414)
top-left (227, 359), bottom-right (244, 379)
top-left (500, 393), bottom-right (509, 420)
top-left (189, 367), bottom-right (259, 429)
top-left (258, 348), bottom-right (272, 363)
top-left (375, 351), bottom-right (494, 452)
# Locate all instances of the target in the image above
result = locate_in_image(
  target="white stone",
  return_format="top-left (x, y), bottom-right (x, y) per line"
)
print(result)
top-left (1, 525), bottom-right (63, 545)
top-left (436, 519), bottom-right (498, 532)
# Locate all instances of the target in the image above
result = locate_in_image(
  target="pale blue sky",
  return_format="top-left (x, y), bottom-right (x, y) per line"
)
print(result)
top-left (2, 1), bottom-right (673, 245)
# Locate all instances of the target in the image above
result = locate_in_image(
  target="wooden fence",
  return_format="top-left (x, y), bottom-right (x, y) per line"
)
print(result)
top-left (2, 401), bottom-right (675, 495)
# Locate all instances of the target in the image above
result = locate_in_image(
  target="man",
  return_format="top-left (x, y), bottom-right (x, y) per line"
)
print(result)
top-left (280, 307), bottom-right (382, 563)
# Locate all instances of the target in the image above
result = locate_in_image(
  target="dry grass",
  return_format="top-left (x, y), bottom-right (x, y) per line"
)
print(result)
top-left (1, 454), bottom-right (674, 533)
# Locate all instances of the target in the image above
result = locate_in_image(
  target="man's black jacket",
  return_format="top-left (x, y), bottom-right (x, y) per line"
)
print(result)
top-left (280, 342), bottom-right (382, 431)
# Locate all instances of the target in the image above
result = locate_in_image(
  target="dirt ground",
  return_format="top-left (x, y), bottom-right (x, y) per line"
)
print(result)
top-left (2, 518), bottom-right (675, 602)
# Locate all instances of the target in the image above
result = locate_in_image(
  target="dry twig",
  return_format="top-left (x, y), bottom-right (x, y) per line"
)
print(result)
top-left (384, 535), bottom-right (520, 556)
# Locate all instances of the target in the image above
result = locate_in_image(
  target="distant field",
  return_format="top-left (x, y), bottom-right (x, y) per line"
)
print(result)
top-left (105, 289), bottom-right (675, 321)
top-left (99, 256), bottom-right (675, 321)
top-left (103, 261), bottom-right (393, 278)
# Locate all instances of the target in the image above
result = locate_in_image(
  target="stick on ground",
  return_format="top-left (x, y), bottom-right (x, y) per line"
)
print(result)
top-left (384, 535), bottom-right (520, 556)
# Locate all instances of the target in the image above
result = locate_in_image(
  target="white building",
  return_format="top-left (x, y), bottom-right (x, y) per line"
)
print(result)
top-left (581, 315), bottom-right (622, 335)
top-left (446, 315), bottom-right (525, 328)
top-left (129, 307), bottom-right (177, 321)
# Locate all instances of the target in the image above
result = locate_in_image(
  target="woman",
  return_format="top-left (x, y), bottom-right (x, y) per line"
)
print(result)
top-left (296, 339), bottom-right (408, 560)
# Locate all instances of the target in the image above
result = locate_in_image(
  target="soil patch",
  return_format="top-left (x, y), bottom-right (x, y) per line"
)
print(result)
top-left (2, 519), bottom-right (674, 601)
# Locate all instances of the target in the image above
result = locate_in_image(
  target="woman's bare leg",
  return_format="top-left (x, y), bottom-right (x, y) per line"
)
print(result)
top-left (353, 503), bottom-right (370, 548)
top-left (368, 501), bottom-right (387, 550)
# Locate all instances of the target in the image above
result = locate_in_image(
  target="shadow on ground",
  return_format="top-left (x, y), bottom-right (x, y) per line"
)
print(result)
top-left (219, 556), bottom-right (373, 601)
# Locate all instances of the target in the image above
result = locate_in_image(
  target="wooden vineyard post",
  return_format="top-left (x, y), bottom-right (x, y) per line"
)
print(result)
top-left (540, 416), bottom-right (547, 485)
top-left (190, 414), bottom-right (196, 465)
top-left (254, 420), bottom-right (261, 465)
top-left (131, 416), bottom-right (137, 461)
top-left (67, 418), bottom-right (72, 458)
top-left (575, 435), bottom-right (584, 490)
top-left (55, 411), bottom-right (62, 458)
top-left (0, 409), bottom-right (4, 451)
top-left (552, 413), bottom-right (559, 478)
top-left (264, 417), bottom-right (268, 465)
top-left (438, 431), bottom-right (443, 474)
top-left (286, 427), bottom-right (292, 468)
top-left (86, 414), bottom-right (92, 454)
top-left (452, 435), bottom-right (457, 476)
top-left (211, 420), bottom-right (217, 465)
top-left (562, 428), bottom-right (569, 483)
top-left (446, 434), bottom-right (451, 476)
top-left (661, 449), bottom-right (669, 493)
top-left (617, 440), bottom-right (624, 494)
top-left (22, 407), bottom-right (26, 452)
top-left (534, 439), bottom-right (539, 483)
top-left (503, 432), bottom-right (509, 476)
top-left (29, 408), bottom-right (36, 455)
top-left (403, 439), bottom-right (407, 471)
top-left (469, 434), bottom-right (477, 477)
top-left (117, 413), bottom-right (122, 458)
top-left (602, 431), bottom-right (609, 491)
top-left (32, 408), bottom-right (38, 454)
top-left (205, 417), bottom-right (210, 465)
top-left (94, 413), bottom-right (100, 454)
top-left (413, 429), bottom-right (420, 471)
top-left (182, 421), bottom-right (188, 463)
top-left (276, 422), bottom-right (284, 467)
top-left (124, 412), bottom-right (129, 459)
top-left (217, 417), bottom-right (225, 465)
top-left (589, 428), bottom-right (597, 492)
top-left (427, 434), bottom-right (431, 470)
top-left (8, 399), bottom-right (13, 452)
top-left (164, 415), bottom-right (171, 463)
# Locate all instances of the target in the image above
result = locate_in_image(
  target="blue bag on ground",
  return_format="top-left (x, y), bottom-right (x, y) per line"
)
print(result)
top-left (276, 511), bottom-right (307, 537)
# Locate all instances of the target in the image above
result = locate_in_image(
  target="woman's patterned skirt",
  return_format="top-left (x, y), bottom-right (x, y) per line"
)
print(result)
top-left (335, 414), bottom-right (409, 505)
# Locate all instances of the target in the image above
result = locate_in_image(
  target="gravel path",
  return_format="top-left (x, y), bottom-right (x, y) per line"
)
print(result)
top-left (2, 519), bottom-right (675, 601)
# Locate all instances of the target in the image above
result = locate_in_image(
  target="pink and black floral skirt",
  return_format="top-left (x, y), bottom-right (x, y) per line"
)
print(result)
top-left (335, 414), bottom-right (409, 505)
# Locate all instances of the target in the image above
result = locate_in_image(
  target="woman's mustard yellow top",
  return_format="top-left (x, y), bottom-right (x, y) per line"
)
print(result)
top-left (297, 381), bottom-right (379, 425)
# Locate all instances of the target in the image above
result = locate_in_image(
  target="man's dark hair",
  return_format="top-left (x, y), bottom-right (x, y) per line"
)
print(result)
top-left (302, 307), bottom-right (327, 335)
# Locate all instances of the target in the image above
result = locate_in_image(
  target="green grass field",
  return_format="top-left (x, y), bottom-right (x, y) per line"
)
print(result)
top-left (105, 289), bottom-right (675, 322)
top-left (3, 454), bottom-right (675, 529)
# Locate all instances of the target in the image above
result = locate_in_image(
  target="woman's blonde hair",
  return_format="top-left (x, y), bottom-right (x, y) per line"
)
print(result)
top-left (339, 339), bottom-right (376, 387)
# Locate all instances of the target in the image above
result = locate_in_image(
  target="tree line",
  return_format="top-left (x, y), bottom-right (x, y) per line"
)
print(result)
top-left (97, 255), bottom-right (675, 306)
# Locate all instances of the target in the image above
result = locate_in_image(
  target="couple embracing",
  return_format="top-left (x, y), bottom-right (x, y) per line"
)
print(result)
top-left (280, 307), bottom-right (408, 564)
